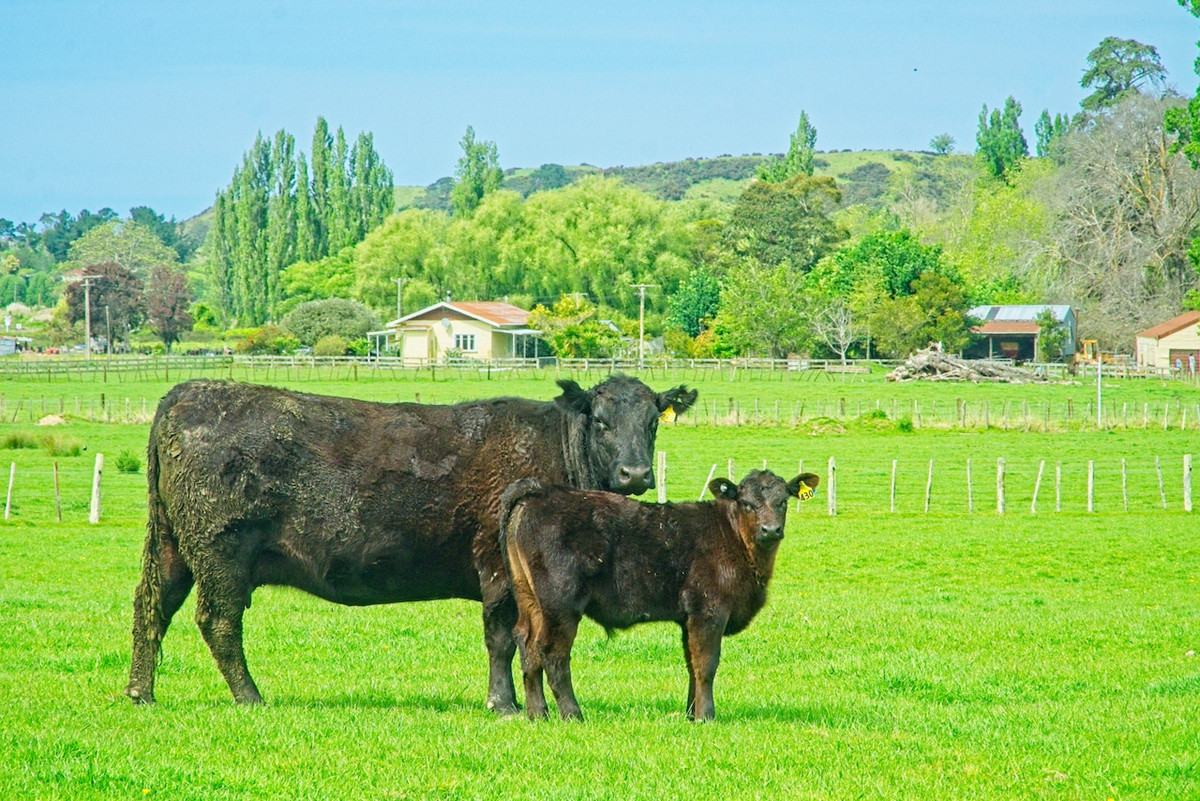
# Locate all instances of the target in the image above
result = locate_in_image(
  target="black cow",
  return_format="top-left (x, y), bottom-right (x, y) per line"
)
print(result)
top-left (125, 376), bottom-right (696, 710)
top-left (500, 469), bottom-right (819, 721)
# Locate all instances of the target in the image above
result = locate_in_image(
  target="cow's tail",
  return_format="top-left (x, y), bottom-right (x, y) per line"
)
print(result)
top-left (498, 478), bottom-right (550, 554)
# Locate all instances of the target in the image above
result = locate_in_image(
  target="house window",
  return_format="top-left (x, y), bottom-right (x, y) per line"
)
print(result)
top-left (454, 333), bottom-right (477, 352)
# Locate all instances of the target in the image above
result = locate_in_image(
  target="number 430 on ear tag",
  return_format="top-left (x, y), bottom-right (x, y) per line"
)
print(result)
top-left (796, 485), bottom-right (817, 503)
top-left (660, 407), bottom-right (676, 423)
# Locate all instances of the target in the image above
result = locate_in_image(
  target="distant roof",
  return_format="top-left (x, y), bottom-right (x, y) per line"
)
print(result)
top-left (968, 304), bottom-right (1073, 322)
top-left (1135, 310), bottom-right (1200, 340)
top-left (973, 321), bottom-right (1040, 335)
top-left (389, 301), bottom-right (530, 329)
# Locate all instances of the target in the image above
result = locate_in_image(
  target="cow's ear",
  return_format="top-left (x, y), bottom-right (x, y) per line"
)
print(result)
top-left (708, 478), bottom-right (737, 500)
top-left (657, 385), bottom-right (698, 415)
top-left (555, 379), bottom-right (591, 416)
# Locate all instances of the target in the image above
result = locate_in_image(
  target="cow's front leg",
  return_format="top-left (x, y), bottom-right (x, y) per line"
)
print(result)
top-left (479, 562), bottom-right (519, 715)
top-left (684, 615), bottom-right (726, 721)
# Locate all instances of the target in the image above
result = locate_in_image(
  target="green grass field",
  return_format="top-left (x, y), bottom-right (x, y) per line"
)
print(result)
top-left (0, 367), bottom-right (1196, 799)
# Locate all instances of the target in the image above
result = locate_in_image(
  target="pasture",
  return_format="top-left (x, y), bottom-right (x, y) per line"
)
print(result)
top-left (0, 365), bottom-right (1196, 799)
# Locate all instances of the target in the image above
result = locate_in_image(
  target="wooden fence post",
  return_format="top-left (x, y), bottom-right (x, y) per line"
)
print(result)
top-left (699, 464), bottom-right (717, 501)
top-left (1186, 454), bottom-right (1193, 513)
top-left (4, 462), bottom-right (14, 520)
top-left (827, 456), bottom-right (837, 517)
top-left (1087, 460), bottom-right (1095, 513)
top-left (996, 458), bottom-right (1005, 515)
top-left (656, 451), bottom-right (667, 503)
top-left (1032, 460), bottom-right (1045, 514)
top-left (89, 453), bottom-right (104, 524)
top-left (1157, 456), bottom-right (1167, 510)
top-left (964, 458), bottom-right (973, 513)
top-left (890, 459), bottom-right (897, 513)
top-left (924, 460), bottom-right (933, 513)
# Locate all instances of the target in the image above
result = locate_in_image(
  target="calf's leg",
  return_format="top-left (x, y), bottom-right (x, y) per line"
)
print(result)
top-left (514, 607), bottom-right (549, 720)
top-left (539, 613), bottom-right (583, 721)
top-left (684, 618), bottom-right (725, 721)
top-left (126, 531), bottom-right (193, 704)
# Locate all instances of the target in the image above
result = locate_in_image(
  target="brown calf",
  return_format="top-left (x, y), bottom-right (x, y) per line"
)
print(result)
top-left (500, 469), bottom-right (819, 721)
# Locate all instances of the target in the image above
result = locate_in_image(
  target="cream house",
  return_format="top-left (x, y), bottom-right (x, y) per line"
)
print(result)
top-left (386, 301), bottom-right (540, 361)
top-left (1135, 310), bottom-right (1200, 374)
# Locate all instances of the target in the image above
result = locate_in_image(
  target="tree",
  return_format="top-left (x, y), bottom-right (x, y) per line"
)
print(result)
top-left (528, 295), bottom-right (622, 358)
top-left (450, 126), bottom-right (502, 217)
top-left (1166, 1), bottom-right (1200, 168)
top-left (929, 134), bottom-right (955, 155)
top-left (722, 175), bottom-right (845, 273)
top-left (1035, 309), bottom-right (1068, 362)
top-left (715, 259), bottom-right (808, 357)
top-left (145, 264), bottom-right (194, 353)
top-left (666, 268), bottom-right (721, 337)
top-left (756, 111), bottom-right (817, 182)
top-left (1080, 37), bottom-right (1166, 112)
top-left (63, 262), bottom-right (145, 346)
top-left (68, 220), bottom-right (180, 278)
top-left (870, 272), bottom-right (972, 357)
top-left (1034, 110), bottom-right (1071, 159)
top-left (976, 97), bottom-right (1029, 180)
top-left (1048, 93), bottom-right (1200, 347)
top-left (129, 206), bottom-right (192, 261)
top-left (810, 300), bottom-right (857, 364)
top-left (281, 298), bottom-right (382, 346)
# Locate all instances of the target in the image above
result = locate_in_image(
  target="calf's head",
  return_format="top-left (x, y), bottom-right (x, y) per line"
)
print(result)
top-left (709, 469), bottom-right (821, 547)
top-left (556, 375), bottom-right (697, 495)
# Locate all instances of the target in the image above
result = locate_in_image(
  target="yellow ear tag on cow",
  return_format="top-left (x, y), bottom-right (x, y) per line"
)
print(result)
top-left (796, 485), bottom-right (817, 503)
top-left (660, 406), bottom-right (676, 423)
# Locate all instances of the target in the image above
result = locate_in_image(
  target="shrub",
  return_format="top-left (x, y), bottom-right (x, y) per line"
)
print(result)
top-left (41, 434), bottom-right (82, 457)
top-left (313, 334), bottom-right (349, 357)
top-left (115, 450), bottom-right (141, 473)
top-left (282, 299), bottom-right (381, 346)
top-left (1, 431), bottom-right (39, 450)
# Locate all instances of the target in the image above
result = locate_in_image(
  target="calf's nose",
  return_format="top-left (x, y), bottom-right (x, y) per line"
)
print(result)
top-left (758, 523), bottom-right (783, 542)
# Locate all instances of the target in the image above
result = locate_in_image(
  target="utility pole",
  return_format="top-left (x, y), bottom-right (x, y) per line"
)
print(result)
top-left (632, 283), bottom-right (657, 369)
top-left (80, 276), bottom-right (95, 362)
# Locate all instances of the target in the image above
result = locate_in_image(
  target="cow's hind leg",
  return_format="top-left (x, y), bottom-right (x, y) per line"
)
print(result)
top-left (193, 566), bottom-right (262, 704)
top-left (480, 561), bottom-right (520, 715)
top-left (126, 531), bottom-right (194, 704)
top-left (514, 603), bottom-right (549, 720)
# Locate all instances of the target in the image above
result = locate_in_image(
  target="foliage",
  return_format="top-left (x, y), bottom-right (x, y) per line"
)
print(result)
top-left (722, 175), bottom-right (845, 273)
top-left (1034, 110), bottom-right (1071, 159)
top-left (234, 324), bottom-right (299, 354)
top-left (715, 258), bottom-right (809, 357)
top-left (312, 334), bottom-right (350, 356)
top-left (837, 162), bottom-right (893, 207)
top-left (602, 156), bottom-right (761, 201)
top-left (281, 298), bottom-right (381, 346)
top-left (871, 272), bottom-right (973, 357)
top-left (1166, 0), bottom-right (1200, 168)
top-left (145, 264), bottom-right (194, 353)
top-left (976, 96), bottom-right (1029, 181)
top-left (207, 119), bottom-right (393, 325)
top-left (66, 220), bottom-right (180, 276)
top-left (502, 163), bottom-right (576, 197)
top-left (1080, 36), bottom-right (1166, 112)
top-left (115, 450), bottom-right (141, 474)
top-left (666, 268), bottom-right (721, 337)
top-left (755, 111), bottom-right (817, 182)
top-left (40, 434), bottom-right (82, 457)
top-left (450, 126), bottom-right (503, 217)
top-left (928, 133), bottom-right (955, 155)
top-left (527, 295), bottom-right (623, 358)
top-left (1035, 308), bottom-right (1069, 362)
top-left (62, 261), bottom-right (145, 344)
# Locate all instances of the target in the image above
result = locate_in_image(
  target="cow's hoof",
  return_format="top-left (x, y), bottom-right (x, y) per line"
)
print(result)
top-left (487, 700), bottom-right (521, 716)
top-left (125, 687), bottom-right (155, 705)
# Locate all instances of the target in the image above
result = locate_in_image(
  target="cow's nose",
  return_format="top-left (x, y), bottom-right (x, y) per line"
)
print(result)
top-left (616, 465), bottom-right (653, 492)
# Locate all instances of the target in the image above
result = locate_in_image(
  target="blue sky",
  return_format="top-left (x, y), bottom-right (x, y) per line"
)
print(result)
top-left (2, 1), bottom-right (1197, 225)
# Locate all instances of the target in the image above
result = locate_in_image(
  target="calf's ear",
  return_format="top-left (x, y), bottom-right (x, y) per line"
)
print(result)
top-left (657, 385), bottom-right (698, 415)
top-left (555, 379), bottom-right (592, 416)
top-left (787, 472), bottom-right (821, 498)
top-left (708, 478), bottom-right (737, 500)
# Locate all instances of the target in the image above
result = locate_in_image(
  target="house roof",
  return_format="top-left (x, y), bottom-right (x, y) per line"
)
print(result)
top-left (1135, 310), bottom-right (1200, 340)
top-left (973, 321), bottom-right (1041, 335)
top-left (389, 301), bottom-right (530, 329)
top-left (968, 304), bottom-right (1073, 322)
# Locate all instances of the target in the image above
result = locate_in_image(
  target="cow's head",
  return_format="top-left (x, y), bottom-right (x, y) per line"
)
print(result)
top-left (709, 470), bottom-right (820, 547)
top-left (556, 375), bottom-right (697, 495)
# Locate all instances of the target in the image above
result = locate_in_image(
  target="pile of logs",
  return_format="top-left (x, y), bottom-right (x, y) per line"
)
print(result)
top-left (886, 349), bottom-right (1047, 383)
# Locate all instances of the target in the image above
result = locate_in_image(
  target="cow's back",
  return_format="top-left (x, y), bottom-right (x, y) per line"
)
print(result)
top-left (150, 380), bottom-right (571, 605)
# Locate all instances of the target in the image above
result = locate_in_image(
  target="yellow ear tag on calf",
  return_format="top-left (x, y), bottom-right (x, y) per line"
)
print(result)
top-left (660, 406), bottom-right (676, 423)
top-left (796, 485), bottom-right (817, 503)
